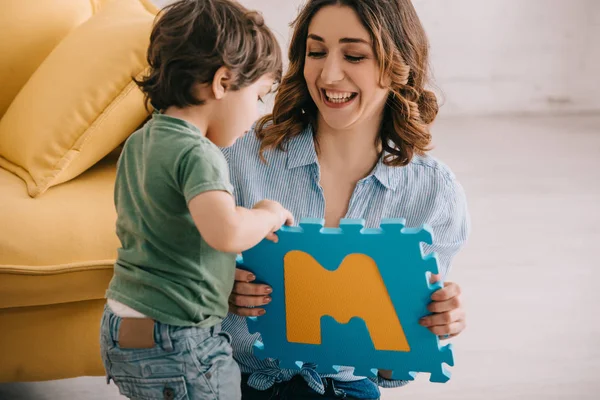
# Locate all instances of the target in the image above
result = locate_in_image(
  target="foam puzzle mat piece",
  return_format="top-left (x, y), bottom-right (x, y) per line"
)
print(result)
top-left (242, 218), bottom-right (454, 383)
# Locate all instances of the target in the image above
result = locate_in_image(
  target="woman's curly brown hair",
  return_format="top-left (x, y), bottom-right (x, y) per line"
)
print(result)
top-left (256, 0), bottom-right (437, 166)
top-left (135, 0), bottom-right (282, 112)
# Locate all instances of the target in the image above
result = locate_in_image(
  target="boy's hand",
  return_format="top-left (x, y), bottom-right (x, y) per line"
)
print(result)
top-left (253, 200), bottom-right (294, 242)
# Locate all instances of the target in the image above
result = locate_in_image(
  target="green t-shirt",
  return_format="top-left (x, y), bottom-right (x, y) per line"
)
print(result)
top-left (106, 113), bottom-right (236, 327)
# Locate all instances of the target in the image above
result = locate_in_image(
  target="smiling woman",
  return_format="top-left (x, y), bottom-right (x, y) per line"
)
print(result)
top-left (222, 0), bottom-right (470, 399)
top-left (256, 0), bottom-right (437, 168)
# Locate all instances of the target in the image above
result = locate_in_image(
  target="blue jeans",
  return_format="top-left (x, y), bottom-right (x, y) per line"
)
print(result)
top-left (241, 374), bottom-right (380, 399)
top-left (100, 306), bottom-right (241, 399)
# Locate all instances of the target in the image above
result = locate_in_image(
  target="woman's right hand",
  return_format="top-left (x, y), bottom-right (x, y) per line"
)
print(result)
top-left (228, 268), bottom-right (273, 317)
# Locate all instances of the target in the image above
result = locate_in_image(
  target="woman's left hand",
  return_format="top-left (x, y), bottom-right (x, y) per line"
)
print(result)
top-left (418, 274), bottom-right (466, 339)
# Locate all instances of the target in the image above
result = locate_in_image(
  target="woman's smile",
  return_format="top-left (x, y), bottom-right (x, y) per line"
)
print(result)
top-left (320, 88), bottom-right (358, 108)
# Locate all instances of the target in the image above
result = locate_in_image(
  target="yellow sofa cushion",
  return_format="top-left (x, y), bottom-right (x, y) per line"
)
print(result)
top-left (0, 0), bottom-right (102, 118)
top-left (0, 154), bottom-right (119, 310)
top-left (0, 0), bottom-right (155, 198)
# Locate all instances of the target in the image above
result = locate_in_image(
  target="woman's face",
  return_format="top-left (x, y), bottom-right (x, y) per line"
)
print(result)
top-left (303, 5), bottom-right (390, 132)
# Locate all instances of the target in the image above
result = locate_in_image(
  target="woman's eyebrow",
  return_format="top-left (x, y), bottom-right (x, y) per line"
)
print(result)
top-left (339, 37), bottom-right (370, 44)
top-left (307, 33), bottom-right (370, 45)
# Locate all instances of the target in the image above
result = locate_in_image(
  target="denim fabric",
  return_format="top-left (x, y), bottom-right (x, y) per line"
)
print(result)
top-left (100, 306), bottom-right (241, 400)
top-left (240, 374), bottom-right (380, 400)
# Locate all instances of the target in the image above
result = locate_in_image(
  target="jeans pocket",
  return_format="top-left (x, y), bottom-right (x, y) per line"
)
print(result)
top-left (194, 333), bottom-right (232, 369)
top-left (112, 375), bottom-right (189, 400)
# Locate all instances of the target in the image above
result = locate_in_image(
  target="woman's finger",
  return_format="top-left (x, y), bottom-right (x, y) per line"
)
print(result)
top-left (420, 308), bottom-right (465, 328)
top-left (431, 281), bottom-right (461, 301)
top-left (427, 295), bottom-right (462, 313)
top-left (228, 304), bottom-right (266, 317)
top-left (429, 273), bottom-right (442, 284)
top-left (232, 281), bottom-right (272, 296)
top-left (235, 268), bottom-right (256, 283)
top-left (427, 319), bottom-right (466, 337)
top-left (230, 293), bottom-right (272, 307)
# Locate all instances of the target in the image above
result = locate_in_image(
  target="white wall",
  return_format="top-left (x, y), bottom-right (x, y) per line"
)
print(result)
top-left (153, 0), bottom-right (600, 116)
top-left (416, 0), bottom-right (600, 116)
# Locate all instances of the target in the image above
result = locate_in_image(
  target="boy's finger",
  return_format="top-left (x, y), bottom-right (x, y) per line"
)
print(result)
top-left (285, 212), bottom-right (294, 226)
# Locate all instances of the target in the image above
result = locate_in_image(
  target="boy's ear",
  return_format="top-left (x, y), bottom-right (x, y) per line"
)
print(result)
top-left (212, 66), bottom-right (232, 100)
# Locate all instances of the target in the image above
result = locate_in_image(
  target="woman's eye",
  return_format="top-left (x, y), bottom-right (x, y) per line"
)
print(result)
top-left (345, 55), bottom-right (365, 63)
top-left (307, 51), bottom-right (326, 58)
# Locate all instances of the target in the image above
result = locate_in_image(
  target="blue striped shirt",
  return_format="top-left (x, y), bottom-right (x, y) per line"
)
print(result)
top-left (222, 124), bottom-right (470, 396)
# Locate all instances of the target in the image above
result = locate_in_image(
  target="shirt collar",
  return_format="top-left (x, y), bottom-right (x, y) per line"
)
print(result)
top-left (372, 156), bottom-right (402, 190)
top-left (286, 124), bottom-right (403, 191)
top-left (286, 124), bottom-right (318, 169)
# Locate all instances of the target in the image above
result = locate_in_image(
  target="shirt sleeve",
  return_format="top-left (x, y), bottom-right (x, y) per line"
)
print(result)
top-left (423, 174), bottom-right (471, 277)
top-left (177, 143), bottom-right (234, 204)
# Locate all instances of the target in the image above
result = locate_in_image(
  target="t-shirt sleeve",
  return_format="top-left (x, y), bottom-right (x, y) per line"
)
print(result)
top-left (176, 143), bottom-right (234, 204)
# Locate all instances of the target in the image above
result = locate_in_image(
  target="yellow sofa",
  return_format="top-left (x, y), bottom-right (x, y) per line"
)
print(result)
top-left (0, 0), bottom-right (157, 382)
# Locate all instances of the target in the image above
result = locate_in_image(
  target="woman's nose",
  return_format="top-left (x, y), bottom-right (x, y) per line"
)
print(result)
top-left (320, 54), bottom-right (344, 84)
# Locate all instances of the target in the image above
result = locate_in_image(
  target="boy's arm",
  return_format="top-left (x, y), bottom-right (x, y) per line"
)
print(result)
top-left (188, 190), bottom-right (290, 254)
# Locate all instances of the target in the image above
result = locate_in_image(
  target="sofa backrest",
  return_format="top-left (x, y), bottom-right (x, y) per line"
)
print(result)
top-left (0, 0), bottom-right (115, 118)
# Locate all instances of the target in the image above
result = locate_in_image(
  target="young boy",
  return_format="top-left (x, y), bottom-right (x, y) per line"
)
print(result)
top-left (100, 1), bottom-right (290, 398)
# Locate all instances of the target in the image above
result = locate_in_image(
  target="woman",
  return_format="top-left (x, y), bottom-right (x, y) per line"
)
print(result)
top-left (223, 0), bottom-right (470, 398)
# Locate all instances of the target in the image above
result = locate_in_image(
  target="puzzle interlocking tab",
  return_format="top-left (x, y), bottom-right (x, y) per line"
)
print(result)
top-left (240, 218), bottom-right (454, 382)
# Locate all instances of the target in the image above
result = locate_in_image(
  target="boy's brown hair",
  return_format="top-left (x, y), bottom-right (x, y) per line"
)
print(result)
top-left (135, 0), bottom-right (282, 111)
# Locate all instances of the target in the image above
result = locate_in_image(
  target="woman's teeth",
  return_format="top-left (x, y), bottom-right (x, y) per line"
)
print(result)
top-left (324, 90), bottom-right (355, 103)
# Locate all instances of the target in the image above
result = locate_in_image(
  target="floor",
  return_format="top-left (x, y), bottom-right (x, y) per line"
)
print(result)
top-left (1, 115), bottom-right (598, 399)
